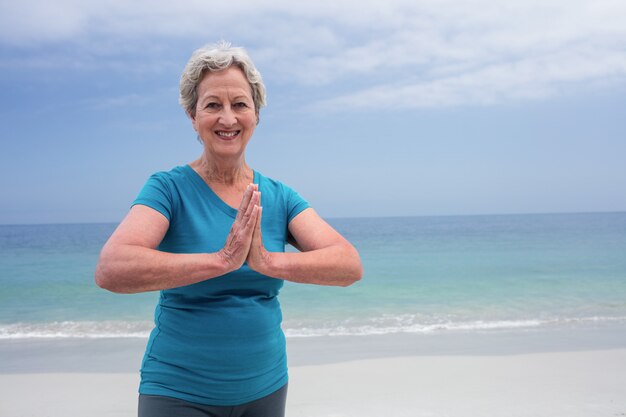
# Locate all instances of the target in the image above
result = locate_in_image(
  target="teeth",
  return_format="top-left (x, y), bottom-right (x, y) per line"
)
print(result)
top-left (217, 131), bottom-right (238, 137)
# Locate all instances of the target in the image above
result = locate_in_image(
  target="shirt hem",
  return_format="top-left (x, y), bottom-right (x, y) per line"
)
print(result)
top-left (138, 374), bottom-right (289, 407)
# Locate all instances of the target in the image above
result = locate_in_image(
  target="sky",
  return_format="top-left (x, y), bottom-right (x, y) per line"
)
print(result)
top-left (1, 0), bottom-right (625, 224)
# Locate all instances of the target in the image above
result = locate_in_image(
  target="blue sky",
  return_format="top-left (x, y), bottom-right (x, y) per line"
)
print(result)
top-left (1, 0), bottom-right (625, 224)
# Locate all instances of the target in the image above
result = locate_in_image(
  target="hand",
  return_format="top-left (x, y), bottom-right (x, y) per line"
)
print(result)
top-left (218, 184), bottom-right (260, 272)
top-left (247, 201), bottom-right (274, 275)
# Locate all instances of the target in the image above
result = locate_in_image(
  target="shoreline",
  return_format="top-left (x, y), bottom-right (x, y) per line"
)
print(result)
top-left (1, 322), bottom-right (626, 373)
top-left (1, 326), bottom-right (625, 416)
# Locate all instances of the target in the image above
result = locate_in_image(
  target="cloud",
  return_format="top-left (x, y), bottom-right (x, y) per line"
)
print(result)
top-left (0, 0), bottom-right (89, 45)
top-left (313, 42), bottom-right (626, 110)
top-left (2, 0), bottom-right (626, 109)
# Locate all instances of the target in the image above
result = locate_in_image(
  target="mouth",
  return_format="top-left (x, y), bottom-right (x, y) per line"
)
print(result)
top-left (215, 130), bottom-right (240, 140)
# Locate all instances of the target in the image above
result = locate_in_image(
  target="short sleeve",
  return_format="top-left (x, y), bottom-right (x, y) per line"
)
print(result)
top-left (283, 184), bottom-right (310, 223)
top-left (132, 172), bottom-right (174, 221)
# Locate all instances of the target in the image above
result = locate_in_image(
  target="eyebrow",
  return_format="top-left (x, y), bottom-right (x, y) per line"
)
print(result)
top-left (199, 94), bottom-right (252, 102)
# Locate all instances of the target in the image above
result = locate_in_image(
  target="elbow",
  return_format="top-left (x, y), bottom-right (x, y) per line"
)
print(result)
top-left (94, 254), bottom-right (126, 294)
top-left (339, 248), bottom-right (363, 287)
top-left (343, 264), bottom-right (363, 287)
top-left (94, 262), bottom-right (116, 292)
top-left (339, 271), bottom-right (362, 287)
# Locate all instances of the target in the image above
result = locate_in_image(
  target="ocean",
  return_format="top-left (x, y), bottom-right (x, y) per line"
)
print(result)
top-left (1, 212), bottom-right (625, 340)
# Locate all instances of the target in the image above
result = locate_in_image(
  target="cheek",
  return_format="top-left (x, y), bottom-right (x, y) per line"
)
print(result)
top-left (192, 113), bottom-right (211, 132)
top-left (246, 113), bottom-right (258, 129)
top-left (245, 122), bottom-right (257, 137)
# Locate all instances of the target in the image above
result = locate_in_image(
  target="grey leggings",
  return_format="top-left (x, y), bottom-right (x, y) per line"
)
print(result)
top-left (138, 384), bottom-right (288, 417)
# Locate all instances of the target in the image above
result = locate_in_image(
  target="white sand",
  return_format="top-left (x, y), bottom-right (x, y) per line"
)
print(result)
top-left (287, 350), bottom-right (626, 417)
top-left (1, 349), bottom-right (625, 417)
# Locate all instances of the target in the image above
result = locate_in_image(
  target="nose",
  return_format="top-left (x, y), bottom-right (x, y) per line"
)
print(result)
top-left (218, 106), bottom-right (237, 127)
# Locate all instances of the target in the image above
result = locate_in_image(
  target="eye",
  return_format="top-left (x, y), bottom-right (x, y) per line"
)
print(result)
top-left (205, 102), bottom-right (221, 110)
top-left (233, 102), bottom-right (249, 109)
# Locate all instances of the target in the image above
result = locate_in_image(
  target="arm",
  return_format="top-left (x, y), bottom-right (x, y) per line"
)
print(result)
top-left (95, 185), bottom-right (261, 294)
top-left (247, 207), bottom-right (363, 286)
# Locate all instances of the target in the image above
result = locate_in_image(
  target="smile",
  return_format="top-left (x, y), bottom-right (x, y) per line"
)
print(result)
top-left (215, 131), bottom-right (240, 138)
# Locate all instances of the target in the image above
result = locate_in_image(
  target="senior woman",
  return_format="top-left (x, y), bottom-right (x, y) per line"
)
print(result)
top-left (95, 42), bottom-right (362, 417)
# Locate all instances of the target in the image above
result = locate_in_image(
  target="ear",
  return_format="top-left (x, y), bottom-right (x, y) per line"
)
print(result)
top-left (187, 111), bottom-right (198, 131)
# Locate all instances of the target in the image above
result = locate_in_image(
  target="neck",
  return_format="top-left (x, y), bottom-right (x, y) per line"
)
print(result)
top-left (191, 154), bottom-right (252, 186)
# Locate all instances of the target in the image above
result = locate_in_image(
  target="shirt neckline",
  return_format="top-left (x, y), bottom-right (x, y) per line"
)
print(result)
top-left (183, 164), bottom-right (259, 219)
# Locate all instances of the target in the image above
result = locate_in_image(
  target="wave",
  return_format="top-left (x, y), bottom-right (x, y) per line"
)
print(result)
top-left (287, 315), bottom-right (626, 338)
top-left (0, 321), bottom-right (153, 339)
top-left (2, 315), bottom-right (626, 340)
top-left (283, 319), bottom-right (545, 338)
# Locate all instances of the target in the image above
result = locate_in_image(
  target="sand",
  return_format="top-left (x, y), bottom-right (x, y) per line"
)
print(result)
top-left (1, 330), bottom-right (625, 416)
top-left (288, 350), bottom-right (626, 417)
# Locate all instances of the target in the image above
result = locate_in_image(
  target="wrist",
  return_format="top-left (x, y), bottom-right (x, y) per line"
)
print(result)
top-left (261, 251), bottom-right (287, 279)
top-left (249, 249), bottom-right (279, 277)
top-left (262, 250), bottom-right (277, 275)
top-left (215, 249), bottom-right (238, 274)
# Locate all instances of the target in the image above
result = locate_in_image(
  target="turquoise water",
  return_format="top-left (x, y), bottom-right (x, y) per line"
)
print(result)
top-left (1, 212), bottom-right (625, 338)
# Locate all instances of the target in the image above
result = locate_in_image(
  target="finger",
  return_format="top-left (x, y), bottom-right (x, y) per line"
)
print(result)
top-left (224, 204), bottom-right (259, 261)
top-left (235, 184), bottom-right (256, 221)
top-left (241, 205), bottom-right (261, 241)
top-left (225, 194), bottom-right (255, 244)
top-left (235, 184), bottom-right (253, 222)
top-left (227, 191), bottom-right (258, 245)
top-left (255, 205), bottom-right (263, 237)
top-left (248, 205), bottom-right (262, 252)
top-left (252, 204), bottom-right (261, 229)
top-left (249, 192), bottom-right (260, 216)
top-left (239, 191), bottom-right (260, 228)
top-left (236, 189), bottom-right (258, 225)
top-left (247, 206), bottom-right (265, 267)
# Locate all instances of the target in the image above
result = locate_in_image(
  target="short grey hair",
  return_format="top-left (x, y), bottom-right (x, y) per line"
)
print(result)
top-left (179, 41), bottom-right (266, 118)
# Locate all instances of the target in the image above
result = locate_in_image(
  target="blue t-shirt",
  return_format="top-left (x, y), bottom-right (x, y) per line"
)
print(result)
top-left (133, 165), bottom-right (309, 406)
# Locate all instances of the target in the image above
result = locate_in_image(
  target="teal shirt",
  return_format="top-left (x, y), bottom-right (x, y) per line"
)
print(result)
top-left (133, 165), bottom-right (309, 406)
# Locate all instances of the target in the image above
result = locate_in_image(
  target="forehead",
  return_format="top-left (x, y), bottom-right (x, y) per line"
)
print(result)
top-left (197, 66), bottom-right (252, 98)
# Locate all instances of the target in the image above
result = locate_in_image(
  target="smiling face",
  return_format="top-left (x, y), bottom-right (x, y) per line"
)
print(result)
top-left (190, 66), bottom-right (258, 161)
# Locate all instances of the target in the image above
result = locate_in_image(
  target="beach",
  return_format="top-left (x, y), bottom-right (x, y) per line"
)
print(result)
top-left (288, 350), bottom-right (626, 417)
top-left (2, 214), bottom-right (625, 415)
top-left (1, 329), bottom-right (625, 416)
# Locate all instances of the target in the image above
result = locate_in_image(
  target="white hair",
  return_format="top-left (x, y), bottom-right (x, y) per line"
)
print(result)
top-left (179, 41), bottom-right (266, 118)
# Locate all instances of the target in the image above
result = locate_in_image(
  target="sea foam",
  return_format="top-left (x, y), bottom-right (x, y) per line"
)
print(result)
top-left (2, 315), bottom-right (625, 339)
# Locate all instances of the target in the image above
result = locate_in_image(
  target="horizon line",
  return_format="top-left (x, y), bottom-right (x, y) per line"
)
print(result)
top-left (1, 209), bottom-right (625, 227)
